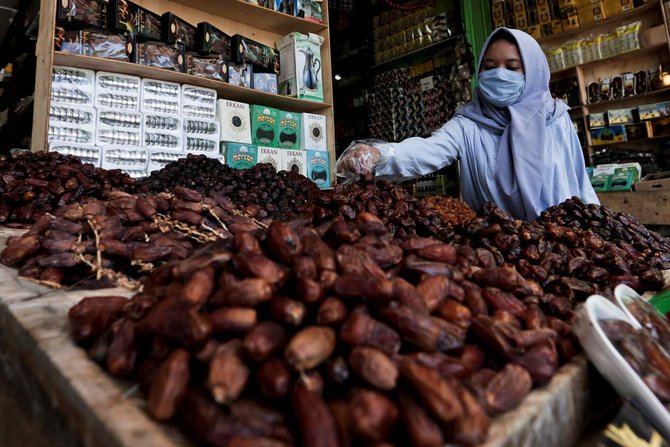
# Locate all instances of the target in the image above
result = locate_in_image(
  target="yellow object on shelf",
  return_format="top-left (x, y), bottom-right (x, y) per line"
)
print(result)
top-left (602, 0), bottom-right (635, 16)
top-left (578, 1), bottom-right (606, 26)
top-left (562, 12), bottom-right (581, 30)
top-left (527, 25), bottom-right (542, 39)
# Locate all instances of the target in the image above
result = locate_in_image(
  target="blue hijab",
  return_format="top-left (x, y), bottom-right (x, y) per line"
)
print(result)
top-left (456, 28), bottom-right (570, 221)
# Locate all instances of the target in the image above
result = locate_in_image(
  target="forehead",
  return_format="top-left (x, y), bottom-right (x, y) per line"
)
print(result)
top-left (484, 39), bottom-right (521, 58)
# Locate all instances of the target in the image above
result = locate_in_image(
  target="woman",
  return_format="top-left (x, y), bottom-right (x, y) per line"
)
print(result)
top-left (336, 28), bottom-right (599, 221)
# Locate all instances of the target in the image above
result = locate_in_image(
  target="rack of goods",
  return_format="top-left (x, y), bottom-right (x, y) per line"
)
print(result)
top-left (31, 0), bottom-right (335, 186)
top-left (492, 0), bottom-right (670, 224)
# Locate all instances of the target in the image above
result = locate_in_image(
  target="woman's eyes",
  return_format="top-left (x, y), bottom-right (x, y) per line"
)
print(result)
top-left (483, 65), bottom-right (521, 71)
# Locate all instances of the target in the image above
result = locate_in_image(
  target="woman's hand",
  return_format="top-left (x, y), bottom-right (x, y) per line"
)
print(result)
top-left (335, 143), bottom-right (382, 178)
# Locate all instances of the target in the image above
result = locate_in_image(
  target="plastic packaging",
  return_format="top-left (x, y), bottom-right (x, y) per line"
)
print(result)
top-left (148, 149), bottom-right (185, 174)
top-left (335, 139), bottom-right (390, 184)
top-left (143, 113), bottom-right (183, 150)
top-left (96, 109), bottom-right (143, 148)
top-left (101, 147), bottom-right (148, 178)
top-left (51, 66), bottom-right (95, 106)
top-left (141, 79), bottom-right (181, 115)
top-left (181, 85), bottom-right (217, 120)
top-left (48, 105), bottom-right (97, 146)
top-left (95, 72), bottom-right (141, 110)
top-left (49, 142), bottom-right (102, 167)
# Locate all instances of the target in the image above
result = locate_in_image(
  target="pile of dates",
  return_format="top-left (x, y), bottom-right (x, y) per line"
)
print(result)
top-left (314, 175), bottom-right (447, 239)
top-left (451, 200), bottom-right (666, 300)
top-left (1, 187), bottom-right (262, 288)
top-left (138, 155), bottom-right (319, 221)
top-left (69, 213), bottom-right (580, 446)
top-left (0, 151), bottom-right (136, 224)
top-left (422, 196), bottom-right (476, 227)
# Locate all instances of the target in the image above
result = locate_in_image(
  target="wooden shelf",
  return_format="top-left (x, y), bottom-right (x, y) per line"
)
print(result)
top-left (584, 87), bottom-right (670, 111)
top-left (537, 1), bottom-right (661, 45)
top-left (53, 52), bottom-right (331, 114)
top-left (371, 35), bottom-right (462, 70)
top-left (588, 134), bottom-right (670, 149)
top-left (551, 43), bottom-right (668, 76)
top-left (597, 189), bottom-right (670, 225)
top-left (168, 0), bottom-right (327, 35)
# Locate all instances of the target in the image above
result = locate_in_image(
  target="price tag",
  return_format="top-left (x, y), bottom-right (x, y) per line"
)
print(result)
top-left (420, 76), bottom-right (434, 91)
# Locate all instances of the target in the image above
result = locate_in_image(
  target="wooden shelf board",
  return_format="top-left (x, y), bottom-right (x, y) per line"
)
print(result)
top-left (597, 189), bottom-right (670, 225)
top-left (584, 87), bottom-right (670, 111)
top-left (551, 43), bottom-right (668, 77)
top-left (168, 0), bottom-right (327, 35)
top-left (53, 52), bottom-right (332, 113)
top-left (588, 134), bottom-right (670, 148)
top-left (537, 1), bottom-right (660, 45)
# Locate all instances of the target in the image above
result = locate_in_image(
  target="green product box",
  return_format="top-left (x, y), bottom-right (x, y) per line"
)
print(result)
top-left (591, 174), bottom-right (610, 192)
top-left (607, 172), bottom-right (636, 191)
top-left (223, 142), bottom-right (258, 170)
top-left (251, 105), bottom-right (279, 147)
top-left (275, 32), bottom-right (325, 101)
top-left (614, 166), bottom-right (641, 183)
top-left (277, 110), bottom-right (301, 150)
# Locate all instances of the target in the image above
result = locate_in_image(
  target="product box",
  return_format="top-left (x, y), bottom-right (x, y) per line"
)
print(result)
top-left (527, 25), bottom-right (542, 39)
top-left (108, 0), bottom-right (162, 41)
top-left (512, 0), bottom-right (526, 14)
top-left (136, 42), bottom-right (185, 72)
top-left (539, 7), bottom-right (554, 26)
top-left (562, 12), bottom-right (580, 30)
top-left (651, 117), bottom-right (670, 138)
top-left (196, 22), bottom-right (231, 55)
top-left (275, 0), bottom-right (295, 15)
top-left (257, 146), bottom-right (284, 171)
top-left (223, 142), bottom-right (258, 169)
top-left (306, 149), bottom-right (330, 188)
top-left (282, 149), bottom-right (307, 175)
top-left (101, 147), bottom-right (148, 178)
top-left (590, 174), bottom-right (610, 192)
top-left (607, 107), bottom-right (637, 125)
top-left (162, 13), bottom-right (197, 50)
top-left (588, 112), bottom-right (607, 128)
top-left (186, 53), bottom-right (228, 81)
top-left (143, 114), bottom-right (183, 150)
top-left (492, 1), bottom-right (505, 25)
top-left (277, 110), bottom-right (301, 149)
top-left (577, 2), bottom-right (606, 26)
top-left (55, 28), bottom-right (136, 62)
top-left (607, 171), bottom-right (635, 191)
top-left (181, 85), bottom-right (217, 120)
top-left (248, 0), bottom-right (274, 8)
top-left (276, 32), bottom-right (325, 101)
top-left (229, 63), bottom-right (253, 88)
top-left (590, 125), bottom-right (627, 145)
top-left (141, 79), bottom-right (181, 115)
top-left (253, 73), bottom-right (278, 94)
top-left (95, 72), bottom-right (141, 110)
top-left (96, 109), bottom-right (142, 148)
top-left (515, 12), bottom-right (528, 29)
top-left (57, 0), bottom-right (108, 28)
top-left (295, 0), bottom-right (323, 22)
top-left (148, 149), bottom-right (185, 174)
top-left (49, 142), bottom-right (102, 167)
top-left (51, 66), bottom-right (95, 107)
top-left (635, 171), bottom-right (670, 191)
top-left (639, 101), bottom-right (670, 120)
top-left (550, 19), bottom-right (563, 34)
top-left (593, 162), bottom-right (642, 179)
top-left (251, 105), bottom-right (279, 146)
top-left (232, 35), bottom-right (279, 73)
top-left (183, 117), bottom-right (219, 155)
top-left (48, 105), bottom-right (97, 146)
top-left (603, 0), bottom-right (634, 16)
top-left (216, 99), bottom-right (252, 144)
top-left (625, 122), bottom-right (653, 141)
top-left (301, 112), bottom-right (327, 151)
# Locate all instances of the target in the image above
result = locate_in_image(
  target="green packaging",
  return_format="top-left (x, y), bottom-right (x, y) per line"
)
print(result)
top-left (223, 142), bottom-right (258, 170)
top-left (251, 105), bottom-right (278, 147)
top-left (591, 174), bottom-right (609, 192)
top-left (277, 110), bottom-right (301, 149)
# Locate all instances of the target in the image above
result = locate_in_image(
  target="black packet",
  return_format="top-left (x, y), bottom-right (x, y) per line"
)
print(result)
top-left (57, 0), bottom-right (108, 29)
top-left (186, 53), bottom-right (228, 82)
top-left (137, 42), bottom-right (185, 72)
top-left (232, 34), bottom-right (279, 74)
top-left (108, 0), bottom-right (161, 41)
top-left (162, 13), bottom-right (198, 50)
top-left (197, 22), bottom-right (231, 56)
top-left (55, 27), bottom-right (136, 62)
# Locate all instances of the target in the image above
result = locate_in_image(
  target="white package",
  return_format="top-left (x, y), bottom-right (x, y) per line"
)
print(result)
top-left (49, 142), bottom-right (101, 167)
top-left (301, 112), bottom-right (327, 150)
top-left (258, 146), bottom-right (284, 171)
top-left (101, 147), bottom-right (148, 178)
top-left (148, 149), bottom-right (186, 174)
top-left (96, 109), bottom-right (143, 149)
top-left (51, 66), bottom-right (95, 106)
top-left (216, 99), bottom-right (251, 144)
top-left (95, 72), bottom-right (141, 110)
top-left (141, 79), bottom-right (181, 115)
top-left (143, 113), bottom-right (183, 150)
top-left (182, 85), bottom-right (217, 120)
top-left (48, 105), bottom-right (96, 146)
top-left (282, 149), bottom-right (307, 176)
top-left (184, 119), bottom-right (219, 154)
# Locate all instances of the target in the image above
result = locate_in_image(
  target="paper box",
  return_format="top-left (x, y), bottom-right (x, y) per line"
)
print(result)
top-left (141, 79), bottom-right (181, 115)
top-left (253, 73), bottom-right (278, 94)
top-left (232, 34), bottom-right (279, 73)
top-left (296, 0), bottom-right (323, 23)
top-left (277, 110), bottom-right (301, 150)
top-left (162, 13), bottom-right (197, 50)
top-left (217, 99), bottom-right (251, 144)
top-left (591, 174), bottom-right (610, 192)
top-left (577, 2), bottom-right (606, 27)
top-left (590, 125), bottom-right (627, 146)
top-left (602, 0), bottom-right (634, 16)
top-left (257, 146), bottom-right (284, 171)
top-left (607, 107), bottom-right (637, 125)
top-left (593, 162), bottom-right (642, 179)
top-left (143, 114), bottom-right (183, 151)
top-left (282, 149), bottom-right (307, 176)
top-left (108, 0), bottom-right (162, 41)
top-left (625, 122), bottom-right (652, 141)
top-left (229, 63), bottom-right (253, 88)
top-left (638, 101), bottom-right (670, 121)
top-left (301, 112), bottom-right (327, 151)
top-left (57, 0), bottom-right (108, 28)
top-left (96, 72), bottom-right (141, 110)
top-left (635, 171), bottom-right (670, 191)
top-left (275, 0), bottom-right (295, 15)
top-left (651, 117), bottom-right (670, 138)
top-left (251, 105), bottom-right (279, 146)
top-left (306, 149), bottom-right (330, 188)
top-left (224, 142), bottom-right (258, 170)
top-left (607, 171), bottom-right (635, 191)
top-left (276, 32), bottom-right (325, 101)
top-left (96, 109), bottom-right (142, 148)
top-left (588, 113), bottom-right (607, 128)
top-left (136, 42), bottom-right (185, 73)
top-left (197, 22), bottom-right (231, 55)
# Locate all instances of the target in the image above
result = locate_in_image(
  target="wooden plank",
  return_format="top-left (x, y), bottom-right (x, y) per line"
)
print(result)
top-left (598, 190), bottom-right (670, 225)
top-left (317, 1), bottom-right (336, 183)
top-left (31, 0), bottom-right (57, 152)
top-left (53, 53), bottom-right (332, 114)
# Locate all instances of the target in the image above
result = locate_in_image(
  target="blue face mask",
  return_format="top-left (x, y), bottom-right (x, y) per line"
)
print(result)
top-left (478, 68), bottom-right (526, 108)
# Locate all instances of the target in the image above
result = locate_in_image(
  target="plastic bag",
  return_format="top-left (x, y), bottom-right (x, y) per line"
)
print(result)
top-left (335, 139), bottom-right (392, 184)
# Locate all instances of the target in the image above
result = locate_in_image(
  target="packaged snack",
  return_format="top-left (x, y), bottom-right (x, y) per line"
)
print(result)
top-left (136, 42), bottom-right (185, 72)
top-left (143, 113), bottom-right (183, 150)
top-left (51, 66), bottom-right (95, 107)
top-left (162, 13), bottom-right (198, 50)
top-left (186, 53), bottom-right (228, 81)
top-left (216, 99), bottom-right (252, 144)
top-left (181, 85), bottom-right (217, 120)
top-left (141, 79), bottom-right (181, 115)
top-left (57, 0), bottom-right (108, 28)
top-left (108, 0), bottom-right (162, 41)
top-left (95, 72), bottom-right (141, 110)
top-left (196, 22), bottom-right (231, 55)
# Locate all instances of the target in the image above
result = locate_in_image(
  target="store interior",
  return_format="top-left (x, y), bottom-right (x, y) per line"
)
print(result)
top-left (1, 1), bottom-right (670, 446)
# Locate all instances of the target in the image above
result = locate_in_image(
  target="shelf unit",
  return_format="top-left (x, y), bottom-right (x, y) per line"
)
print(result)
top-left (32, 0), bottom-right (335, 177)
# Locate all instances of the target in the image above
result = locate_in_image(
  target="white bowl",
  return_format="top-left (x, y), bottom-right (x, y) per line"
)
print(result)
top-left (574, 295), bottom-right (670, 440)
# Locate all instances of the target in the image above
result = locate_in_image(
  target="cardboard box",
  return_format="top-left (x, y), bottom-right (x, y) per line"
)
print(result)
top-left (216, 99), bottom-right (251, 144)
top-left (593, 162), bottom-right (642, 179)
top-left (162, 13), bottom-right (197, 50)
top-left (306, 149), bottom-right (330, 188)
top-left (276, 32), bottom-right (325, 101)
top-left (282, 149), bottom-right (307, 176)
top-left (638, 101), bottom-right (670, 120)
top-left (562, 13), bottom-right (580, 30)
top-left (538, 5), bottom-right (553, 24)
top-left (223, 142), bottom-right (258, 170)
top-left (602, 0), bottom-right (634, 16)
top-left (515, 12), bottom-right (529, 29)
top-left (196, 22), bottom-right (231, 55)
top-left (651, 117), bottom-right (670, 138)
top-left (588, 112), bottom-right (607, 128)
top-left (590, 125), bottom-right (627, 145)
top-left (643, 25), bottom-right (667, 47)
top-left (108, 0), bottom-right (162, 41)
top-left (607, 107), bottom-right (637, 125)
top-left (57, 0), bottom-right (108, 28)
top-left (251, 105), bottom-right (279, 147)
top-left (301, 112), bottom-right (327, 151)
top-left (607, 171), bottom-right (635, 191)
top-left (625, 122), bottom-right (653, 141)
top-left (635, 171), bottom-right (670, 191)
top-left (296, 0), bottom-right (323, 23)
top-left (257, 146), bottom-right (284, 171)
top-left (253, 73), bottom-right (278, 94)
top-left (591, 174), bottom-right (609, 192)
top-left (577, 2), bottom-right (606, 26)
top-left (277, 110), bottom-right (301, 150)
